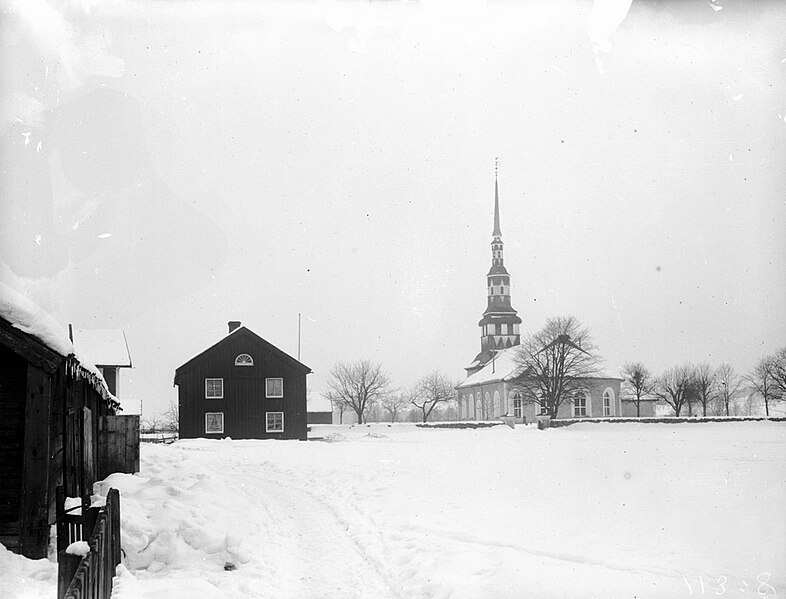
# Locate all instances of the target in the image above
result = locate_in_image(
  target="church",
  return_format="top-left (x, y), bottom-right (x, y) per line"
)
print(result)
top-left (455, 169), bottom-right (634, 423)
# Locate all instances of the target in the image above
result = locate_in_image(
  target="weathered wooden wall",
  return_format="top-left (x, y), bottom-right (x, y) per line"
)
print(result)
top-left (18, 363), bottom-right (53, 558)
top-left (98, 415), bottom-right (140, 479)
top-left (0, 346), bottom-right (27, 552)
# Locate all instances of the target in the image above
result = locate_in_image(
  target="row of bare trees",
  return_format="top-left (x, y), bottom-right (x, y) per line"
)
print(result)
top-left (141, 399), bottom-right (179, 433)
top-left (323, 319), bottom-right (785, 424)
top-left (621, 347), bottom-right (786, 417)
top-left (323, 360), bottom-right (458, 424)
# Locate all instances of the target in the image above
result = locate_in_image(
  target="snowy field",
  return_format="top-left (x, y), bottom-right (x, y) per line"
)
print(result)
top-left (3, 422), bottom-right (785, 599)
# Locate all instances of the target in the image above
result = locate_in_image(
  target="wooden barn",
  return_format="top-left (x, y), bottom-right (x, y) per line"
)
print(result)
top-left (0, 288), bottom-right (121, 559)
top-left (175, 321), bottom-right (311, 440)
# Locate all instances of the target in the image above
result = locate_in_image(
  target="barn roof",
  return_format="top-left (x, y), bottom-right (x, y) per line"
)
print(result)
top-left (0, 282), bottom-right (119, 408)
top-left (73, 329), bottom-right (132, 368)
top-left (174, 325), bottom-right (312, 384)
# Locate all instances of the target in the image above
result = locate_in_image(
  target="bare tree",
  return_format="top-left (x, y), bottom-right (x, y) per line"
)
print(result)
top-left (324, 360), bottom-right (392, 425)
top-left (653, 364), bottom-right (693, 416)
top-left (511, 316), bottom-right (601, 418)
top-left (715, 363), bottom-right (742, 416)
top-left (747, 356), bottom-right (779, 417)
top-left (141, 414), bottom-right (162, 434)
top-left (691, 363), bottom-right (717, 417)
top-left (771, 347), bottom-right (786, 398)
top-left (381, 392), bottom-right (409, 423)
top-left (160, 399), bottom-right (179, 432)
top-left (621, 362), bottom-right (653, 417)
top-left (324, 391), bottom-right (349, 424)
top-left (477, 391), bottom-right (496, 420)
top-left (410, 371), bottom-right (456, 423)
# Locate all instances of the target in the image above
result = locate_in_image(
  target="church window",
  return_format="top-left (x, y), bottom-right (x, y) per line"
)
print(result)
top-left (234, 353), bottom-right (253, 366)
top-left (510, 390), bottom-right (522, 419)
top-left (495, 323), bottom-right (501, 335)
top-left (574, 393), bottom-right (588, 417)
top-left (603, 389), bottom-right (614, 416)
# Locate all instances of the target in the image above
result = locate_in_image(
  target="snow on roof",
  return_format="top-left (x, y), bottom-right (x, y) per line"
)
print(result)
top-left (457, 346), bottom-right (623, 389)
top-left (0, 282), bottom-right (117, 405)
top-left (457, 347), bottom-right (523, 389)
top-left (0, 282), bottom-right (76, 357)
top-left (308, 396), bottom-right (333, 412)
top-left (73, 329), bottom-right (132, 367)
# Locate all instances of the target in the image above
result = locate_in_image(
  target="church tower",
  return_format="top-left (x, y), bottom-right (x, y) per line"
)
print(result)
top-left (465, 163), bottom-right (522, 376)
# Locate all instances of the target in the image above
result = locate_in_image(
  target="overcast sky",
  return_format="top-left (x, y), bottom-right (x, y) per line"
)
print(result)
top-left (1, 0), bottom-right (784, 417)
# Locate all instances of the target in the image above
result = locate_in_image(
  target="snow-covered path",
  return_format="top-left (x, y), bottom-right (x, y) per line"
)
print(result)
top-left (107, 422), bottom-right (786, 599)
top-left (4, 421), bottom-right (784, 599)
top-left (224, 466), bottom-right (400, 598)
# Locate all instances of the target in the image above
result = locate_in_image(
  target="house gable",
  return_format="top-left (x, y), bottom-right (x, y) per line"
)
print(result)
top-left (175, 326), bottom-right (310, 385)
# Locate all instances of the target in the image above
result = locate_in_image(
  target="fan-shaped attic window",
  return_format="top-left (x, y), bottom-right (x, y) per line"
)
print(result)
top-left (235, 353), bottom-right (254, 366)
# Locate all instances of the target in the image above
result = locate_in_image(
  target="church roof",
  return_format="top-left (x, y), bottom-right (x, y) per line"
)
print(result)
top-left (458, 347), bottom-right (523, 388)
top-left (459, 346), bottom-right (623, 389)
top-left (487, 264), bottom-right (509, 276)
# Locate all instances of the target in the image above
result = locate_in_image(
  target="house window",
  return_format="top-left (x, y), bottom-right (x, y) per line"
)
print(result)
top-left (205, 412), bottom-right (224, 434)
top-left (205, 378), bottom-right (223, 399)
top-left (266, 411), bottom-right (284, 433)
top-left (235, 353), bottom-right (254, 366)
top-left (266, 378), bottom-right (284, 398)
top-left (574, 393), bottom-right (587, 417)
top-left (603, 389), bottom-right (614, 416)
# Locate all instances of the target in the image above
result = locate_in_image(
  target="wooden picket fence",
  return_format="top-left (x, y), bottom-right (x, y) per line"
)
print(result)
top-left (57, 488), bottom-right (121, 599)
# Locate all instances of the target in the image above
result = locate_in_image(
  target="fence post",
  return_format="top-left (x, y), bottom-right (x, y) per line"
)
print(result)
top-left (109, 489), bottom-right (121, 570)
top-left (57, 486), bottom-right (80, 599)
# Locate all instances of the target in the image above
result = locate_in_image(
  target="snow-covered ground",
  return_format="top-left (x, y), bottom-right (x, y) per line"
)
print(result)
top-left (4, 422), bottom-right (785, 599)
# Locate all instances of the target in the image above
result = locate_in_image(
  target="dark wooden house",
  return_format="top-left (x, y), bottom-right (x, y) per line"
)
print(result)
top-left (175, 321), bottom-right (311, 440)
top-left (0, 310), bottom-right (120, 559)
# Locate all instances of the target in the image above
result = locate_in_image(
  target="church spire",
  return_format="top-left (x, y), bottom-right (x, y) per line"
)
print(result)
top-left (465, 160), bottom-right (522, 376)
top-left (493, 158), bottom-right (501, 238)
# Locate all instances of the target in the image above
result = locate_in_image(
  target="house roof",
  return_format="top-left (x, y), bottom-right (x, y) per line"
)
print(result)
top-left (307, 395), bottom-right (333, 412)
top-left (73, 329), bottom-right (132, 368)
top-left (174, 325), bottom-right (312, 384)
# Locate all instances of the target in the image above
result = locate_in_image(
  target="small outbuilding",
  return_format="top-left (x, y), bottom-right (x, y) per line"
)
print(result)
top-left (72, 328), bottom-right (132, 399)
top-left (0, 285), bottom-right (121, 558)
top-left (174, 321), bottom-right (311, 440)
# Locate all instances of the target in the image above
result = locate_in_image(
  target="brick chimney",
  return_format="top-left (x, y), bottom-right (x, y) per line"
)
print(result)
top-left (228, 321), bottom-right (242, 334)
